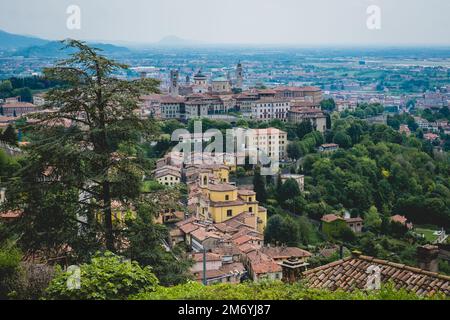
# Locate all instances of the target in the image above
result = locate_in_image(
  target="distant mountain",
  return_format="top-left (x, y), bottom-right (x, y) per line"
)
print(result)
top-left (156, 35), bottom-right (200, 47)
top-left (0, 29), bottom-right (48, 50)
top-left (14, 40), bottom-right (130, 58)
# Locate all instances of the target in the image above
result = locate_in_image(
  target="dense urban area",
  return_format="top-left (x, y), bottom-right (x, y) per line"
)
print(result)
top-left (0, 32), bottom-right (449, 300)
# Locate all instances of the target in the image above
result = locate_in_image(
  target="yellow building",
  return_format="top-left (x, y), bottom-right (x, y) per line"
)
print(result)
top-left (197, 172), bottom-right (267, 233)
top-left (186, 164), bottom-right (230, 184)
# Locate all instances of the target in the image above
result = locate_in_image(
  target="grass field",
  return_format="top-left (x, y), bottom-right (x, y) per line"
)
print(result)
top-left (415, 227), bottom-right (439, 242)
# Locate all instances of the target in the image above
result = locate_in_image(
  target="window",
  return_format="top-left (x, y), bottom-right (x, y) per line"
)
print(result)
top-left (249, 207), bottom-right (253, 212)
top-left (249, 197), bottom-right (252, 202)
top-left (225, 195), bottom-right (230, 201)
top-left (227, 210), bottom-right (233, 217)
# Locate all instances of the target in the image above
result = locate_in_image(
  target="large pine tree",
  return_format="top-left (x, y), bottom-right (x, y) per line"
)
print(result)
top-left (5, 40), bottom-right (160, 255)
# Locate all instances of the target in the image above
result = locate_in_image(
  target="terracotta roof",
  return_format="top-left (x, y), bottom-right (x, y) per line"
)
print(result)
top-left (303, 254), bottom-right (450, 296)
top-left (2, 102), bottom-right (36, 108)
top-left (237, 189), bottom-right (256, 196)
top-left (193, 262), bottom-right (245, 281)
top-left (179, 222), bottom-right (200, 234)
top-left (190, 228), bottom-right (222, 242)
top-left (0, 210), bottom-right (22, 220)
top-left (260, 246), bottom-right (312, 260)
top-left (248, 251), bottom-right (282, 275)
top-left (346, 217), bottom-right (364, 223)
top-left (210, 200), bottom-right (246, 208)
top-left (239, 243), bottom-right (259, 254)
top-left (321, 214), bottom-right (344, 223)
top-left (233, 235), bottom-right (253, 246)
top-left (207, 184), bottom-right (237, 192)
top-left (191, 252), bottom-right (222, 262)
top-left (212, 244), bottom-right (241, 257)
top-left (390, 215), bottom-right (408, 225)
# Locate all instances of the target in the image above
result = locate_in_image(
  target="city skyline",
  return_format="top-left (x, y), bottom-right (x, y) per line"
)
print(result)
top-left (1, 0), bottom-right (450, 47)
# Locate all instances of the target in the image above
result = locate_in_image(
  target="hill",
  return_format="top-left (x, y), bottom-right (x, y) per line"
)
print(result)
top-left (0, 29), bottom-right (48, 50)
top-left (14, 40), bottom-right (130, 58)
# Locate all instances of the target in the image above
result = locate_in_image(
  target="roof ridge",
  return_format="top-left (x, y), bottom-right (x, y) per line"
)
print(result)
top-left (357, 255), bottom-right (450, 281)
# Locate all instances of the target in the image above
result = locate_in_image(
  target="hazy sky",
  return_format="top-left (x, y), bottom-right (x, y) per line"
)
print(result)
top-left (1, 0), bottom-right (450, 46)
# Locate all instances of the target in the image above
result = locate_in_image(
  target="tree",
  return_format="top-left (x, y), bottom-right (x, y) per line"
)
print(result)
top-left (295, 121), bottom-right (313, 139)
top-left (13, 87), bottom-right (33, 103)
top-left (0, 125), bottom-right (18, 146)
top-left (46, 251), bottom-right (158, 300)
top-left (264, 215), bottom-right (299, 246)
top-left (278, 179), bottom-right (301, 205)
top-left (253, 167), bottom-right (268, 203)
top-left (0, 80), bottom-right (13, 98)
top-left (287, 142), bottom-right (301, 160)
top-left (124, 207), bottom-right (193, 286)
top-left (333, 131), bottom-right (352, 149)
top-left (320, 98), bottom-right (336, 112)
top-left (4, 40), bottom-right (160, 253)
top-left (0, 243), bottom-right (22, 299)
top-left (365, 206), bottom-right (382, 232)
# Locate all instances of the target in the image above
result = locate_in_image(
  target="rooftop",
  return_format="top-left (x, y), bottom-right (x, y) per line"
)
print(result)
top-left (303, 253), bottom-right (450, 296)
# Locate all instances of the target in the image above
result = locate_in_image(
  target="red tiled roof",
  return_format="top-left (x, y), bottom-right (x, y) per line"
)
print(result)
top-left (191, 252), bottom-right (222, 262)
top-left (390, 215), bottom-right (408, 225)
top-left (260, 246), bottom-right (312, 260)
top-left (321, 214), bottom-right (344, 223)
top-left (303, 254), bottom-right (450, 296)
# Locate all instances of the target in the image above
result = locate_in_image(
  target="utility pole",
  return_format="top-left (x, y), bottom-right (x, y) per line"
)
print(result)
top-left (202, 247), bottom-right (207, 286)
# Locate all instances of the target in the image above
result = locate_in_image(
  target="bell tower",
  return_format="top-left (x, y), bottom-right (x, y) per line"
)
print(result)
top-left (169, 70), bottom-right (179, 96)
top-left (200, 172), bottom-right (209, 188)
top-left (236, 61), bottom-right (243, 89)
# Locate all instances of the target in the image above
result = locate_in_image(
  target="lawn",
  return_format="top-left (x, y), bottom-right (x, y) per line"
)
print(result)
top-left (415, 227), bottom-right (439, 243)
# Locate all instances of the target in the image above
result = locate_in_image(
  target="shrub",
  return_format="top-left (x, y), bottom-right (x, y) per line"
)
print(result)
top-left (131, 281), bottom-right (445, 301)
top-left (46, 251), bottom-right (158, 300)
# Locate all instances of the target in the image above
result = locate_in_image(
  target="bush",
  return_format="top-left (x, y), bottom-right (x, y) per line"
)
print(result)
top-left (131, 281), bottom-right (445, 300)
top-left (46, 251), bottom-right (158, 300)
top-left (0, 243), bottom-right (22, 299)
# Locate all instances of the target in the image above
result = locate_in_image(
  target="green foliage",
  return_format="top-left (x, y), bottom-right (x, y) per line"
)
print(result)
top-left (0, 243), bottom-right (22, 299)
top-left (0, 124), bottom-right (18, 146)
top-left (278, 178), bottom-right (301, 205)
top-left (322, 220), bottom-right (356, 243)
top-left (124, 207), bottom-right (193, 286)
top-left (304, 118), bottom-right (450, 228)
top-left (333, 131), bottom-right (352, 149)
top-left (265, 214), bottom-right (319, 246)
top-left (364, 206), bottom-right (382, 232)
top-left (320, 98), bottom-right (336, 112)
top-left (0, 149), bottom-right (20, 183)
top-left (253, 167), bottom-right (268, 203)
top-left (131, 281), bottom-right (445, 300)
top-left (3, 40), bottom-right (161, 254)
top-left (46, 252), bottom-right (158, 300)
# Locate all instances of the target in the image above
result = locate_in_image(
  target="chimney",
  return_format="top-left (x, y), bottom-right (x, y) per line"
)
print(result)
top-left (280, 257), bottom-right (309, 284)
top-left (417, 245), bottom-right (440, 273)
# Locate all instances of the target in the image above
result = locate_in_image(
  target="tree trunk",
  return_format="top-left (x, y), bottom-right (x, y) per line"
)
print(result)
top-left (103, 180), bottom-right (114, 252)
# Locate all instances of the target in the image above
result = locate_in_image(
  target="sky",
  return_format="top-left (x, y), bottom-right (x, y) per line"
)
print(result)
top-left (1, 0), bottom-right (450, 46)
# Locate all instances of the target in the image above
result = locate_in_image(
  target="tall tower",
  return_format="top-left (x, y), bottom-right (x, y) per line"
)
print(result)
top-left (236, 61), bottom-right (243, 89)
top-left (169, 70), bottom-right (179, 96)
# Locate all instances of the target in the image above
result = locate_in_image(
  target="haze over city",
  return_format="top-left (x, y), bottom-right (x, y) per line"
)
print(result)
top-left (1, 0), bottom-right (450, 46)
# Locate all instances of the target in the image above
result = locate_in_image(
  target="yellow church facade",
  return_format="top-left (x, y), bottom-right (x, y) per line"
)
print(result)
top-left (197, 172), bottom-right (267, 233)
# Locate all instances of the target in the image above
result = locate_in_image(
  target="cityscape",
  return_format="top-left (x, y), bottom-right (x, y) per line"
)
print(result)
top-left (0, 0), bottom-right (449, 308)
